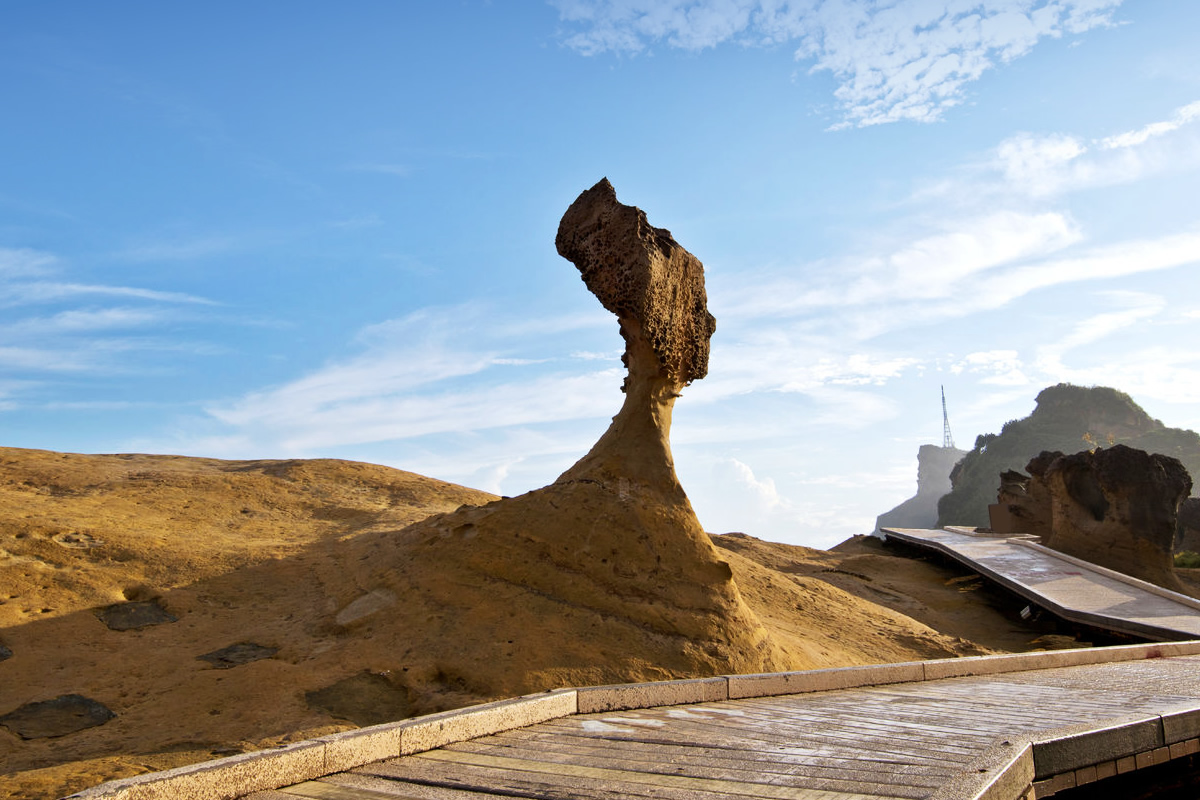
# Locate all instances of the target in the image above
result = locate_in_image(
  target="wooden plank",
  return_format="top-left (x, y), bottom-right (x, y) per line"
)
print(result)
top-left (361, 757), bottom-right (877, 800)
top-left (469, 730), bottom-right (963, 778)
top-left (446, 738), bottom-right (951, 791)
top-left (276, 781), bottom-right (429, 800)
top-left (419, 747), bottom-right (914, 799)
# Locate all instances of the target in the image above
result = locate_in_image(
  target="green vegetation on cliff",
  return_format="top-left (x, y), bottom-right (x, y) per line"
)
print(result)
top-left (937, 384), bottom-right (1200, 528)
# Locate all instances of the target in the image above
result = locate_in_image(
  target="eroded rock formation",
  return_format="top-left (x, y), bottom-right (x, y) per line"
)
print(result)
top-left (1042, 445), bottom-right (1190, 590)
top-left (988, 451), bottom-right (1058, 538)
top-left (875, 444), bottom-right (964, 534)
top-left (938, 384), bottom-right (1200, 528)
top-left (1177, 497), bottom-right (1200, 554)
top-left (988, 445), bottom-right (1191, 591)
top-left (332, 179), bottom-right (789, 695)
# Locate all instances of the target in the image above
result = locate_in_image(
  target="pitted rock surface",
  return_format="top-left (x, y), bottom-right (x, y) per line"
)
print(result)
top-left (556, 178), bottom-right (715, 388)
top-left (988, 451), bottom-right (1059, 538)
top-left (1043, 445), bottom-right (1191, 591)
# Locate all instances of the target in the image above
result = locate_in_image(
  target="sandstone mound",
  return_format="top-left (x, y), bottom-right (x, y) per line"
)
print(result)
top-left (0, 444), bottom-right (1013, 799)
top-left (334, 178), bottom-right (787, 686)
top-left (0, 182), bottom-right (1007, 798)
top-left (0, 448), bottom-right (496, 631)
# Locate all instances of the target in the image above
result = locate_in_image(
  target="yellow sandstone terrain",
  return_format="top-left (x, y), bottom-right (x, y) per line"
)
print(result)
top-left (1, 446), bottom-right (1055, 800)
top-left (0, 183), bottom-right (1069, 799)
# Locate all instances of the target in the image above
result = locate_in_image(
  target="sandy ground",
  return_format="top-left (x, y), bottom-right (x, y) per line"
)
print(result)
top-left (1, 448), bottom-right (1077, 799)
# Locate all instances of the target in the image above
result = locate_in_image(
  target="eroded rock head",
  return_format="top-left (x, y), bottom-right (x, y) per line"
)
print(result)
top-left (556, 178), bottom-right (716, 387)
top-left (1043, 445), bottom-right (1191, 590)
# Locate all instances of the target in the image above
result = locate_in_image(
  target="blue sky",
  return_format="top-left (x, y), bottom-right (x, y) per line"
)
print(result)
top-left (3, 1), bottom-right (1199, 548)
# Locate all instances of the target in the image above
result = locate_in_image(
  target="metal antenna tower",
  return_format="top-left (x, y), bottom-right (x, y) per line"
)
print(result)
top-left (941, 385), bottom-right (955, 449)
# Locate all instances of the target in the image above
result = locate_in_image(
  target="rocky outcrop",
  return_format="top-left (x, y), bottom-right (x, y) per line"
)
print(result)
top-left (938, 384), bottom-right (1200, 528)
top-left (1177, 497), bottom-right (1200, 553)
top-left (332, 179), bottom-right (789, 696)
top-left (989, 445), bottom-right (1191, 591)
top-left (1042, 445), bottom-right (1190, 590)
top-left (987, 451), bottom-right (1059, 538)
top-left (874, 444), bottom-right (964, 533)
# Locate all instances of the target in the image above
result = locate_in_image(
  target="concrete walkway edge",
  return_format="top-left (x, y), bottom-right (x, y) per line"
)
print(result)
top-left (66, 640), bottom-right (1200, 800)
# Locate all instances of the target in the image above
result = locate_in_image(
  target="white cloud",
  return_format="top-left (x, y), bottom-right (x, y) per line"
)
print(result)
top-left (0, 247), bottom-right (57, 277)
top-left (197, 304), bottom-right (623, 455)
top-left (988, 99), bottom-right (1200, 196)
top-left (0, 281), bottom-right (216, 307)
top-left (2, 307), bottom-right (166, 337)
top-left (717, 209), bottom-right (1081, 325)
top-left (1100, 100), bottom-right (1200, 150)
top-left (726, 457), bottom-right (784, 508)
top-left (0, 345), bottom-right (98, 372)
top-left (949, 350), bottom-right (1030, 386)
top-left (1034, 292), bottom-right (1166, 375)
top-left (552, 0), bottom-right (1122, 126)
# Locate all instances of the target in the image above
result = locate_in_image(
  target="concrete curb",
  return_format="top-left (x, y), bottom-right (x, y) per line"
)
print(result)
top-left (64, 690), bottom-right (578, 800)
top-left (66, 642), bottom-right (1200, 800)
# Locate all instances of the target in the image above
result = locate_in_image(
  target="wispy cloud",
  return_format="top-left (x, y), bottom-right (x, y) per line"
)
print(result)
top-left (1034, 291), bottom-right (1167, 375)
top-left (347, 163), bottom-right (412, 178)
top-left (193, 304), bottom-right (621, 455)
top-left (716, 209), bottom-right (1082, 326)
top-left (982, 99), bottom-right (1200, 196)
top-left (1, 307), bottom-right (166, 337)
top-left (0, 281), bottom-right (218, 307)
top-left (0, 243), bottom-right (222, 383)
top-left (949, 350), bottom-right (1030, 386)
top-left (552, 0), bottom-right (1122, 126)
top-left (1101, 100), bottom-right (1200, 149)
top-left (0, 247), bottom-right (57, 277)
top-left (114, 234), bottom-right (244, 263)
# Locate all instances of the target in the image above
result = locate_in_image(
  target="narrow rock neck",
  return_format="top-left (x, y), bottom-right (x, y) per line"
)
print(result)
top-left (557, 318), bottom-right (684, 489)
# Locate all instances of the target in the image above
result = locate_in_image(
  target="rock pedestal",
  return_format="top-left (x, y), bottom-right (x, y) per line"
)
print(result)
top-left (337, 179), bottom-right (786, 697)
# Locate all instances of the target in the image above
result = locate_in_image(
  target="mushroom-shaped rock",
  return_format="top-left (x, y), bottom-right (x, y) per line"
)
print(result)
top-left (327, 180), bottom-right (788, 698)
top-left (555, 178), bottom-right (715, 489)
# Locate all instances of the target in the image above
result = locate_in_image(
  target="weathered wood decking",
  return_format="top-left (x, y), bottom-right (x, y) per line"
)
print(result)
top-left (252, 654), bottom-right (1200, 800)
top-left (881, 527), bottom-right (1200, 640)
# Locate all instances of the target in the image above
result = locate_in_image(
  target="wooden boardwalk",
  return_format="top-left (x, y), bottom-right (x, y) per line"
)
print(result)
top-left (882, 527), bottom-right (1200, 641)
top-left (251, 654), bottom-right (1200, 800)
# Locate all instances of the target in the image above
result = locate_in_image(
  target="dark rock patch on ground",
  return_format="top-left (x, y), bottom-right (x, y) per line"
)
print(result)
top-left (0, 694), bottom-right (115, 739)
top-left (305, 672), bottom-right (411, 726)
top-left (94, 600), bottom-right (177, 631)
top-left (196, 642), bottom-right (278, 669)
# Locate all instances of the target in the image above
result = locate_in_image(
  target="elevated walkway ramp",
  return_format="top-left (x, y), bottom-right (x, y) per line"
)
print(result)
top-left (881, 527), bottom-right (1200, 641)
